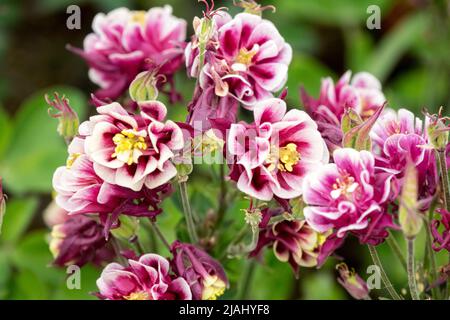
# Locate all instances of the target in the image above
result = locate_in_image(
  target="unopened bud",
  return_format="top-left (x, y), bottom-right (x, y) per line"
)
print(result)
top-left (129, 70), bottom-right (163, 102)
top-left (110, 216), bottom-right (139, 240)
top-left (46, 93), bottom-right (79, 142)
top-left (399, 162), bottom-right (423, 239)
top-left (426, 107), bottom-right (449, 151)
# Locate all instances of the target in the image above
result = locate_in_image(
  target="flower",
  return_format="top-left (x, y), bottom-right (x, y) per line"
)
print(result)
top-left (227, 98), bottom-right (329, 201)
top-left (171, 241), bottom-right (228, 300)
top-left (303, 148), bottom-right (396, 263)
top-left (96, 253), bottom-right (192, 300)
top-left (69, 6), bottom-right (186, 100)
top-left (53, 137), bottom-right (171, 236)
top-left (81, 101), bottom-right (183, 191)
top-left (43, 201), bottom-right (69, 228)
top-left (46, 92), bottom-right (79, 142)
top-left (336, 263), bottom-right (370, 300)
top-left (301, 71), bottom-right (385, 151)
top-left (370, 108), bottom-right (438, 208)
top-left (431, 209), bottom-right (450, 252)
top-left (251, 217), bottom-right (325, 274)
top-left (185, 11), bottom-right (292, 121)
top-left (50, 215), bottom-right (113, 267)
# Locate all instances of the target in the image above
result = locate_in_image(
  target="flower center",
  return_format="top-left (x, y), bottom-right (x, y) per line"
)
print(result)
top-left (124, 291), bottom-right (150, 300)
top-left (331, 174), bottom-right (358, 199)
top-left (112, 129), bottom-right (147, 165)
top-left (131, 11), bottom-right (146, 26)
top-left (266, 143), bottom-right (301, 172)
top-left (201, 275), bottom-right (226, 300)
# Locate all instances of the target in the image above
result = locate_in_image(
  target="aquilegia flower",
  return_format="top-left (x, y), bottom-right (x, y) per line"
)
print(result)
top-left (186, 10), bottom-right (292, 122)
top-left (336, 263), bottom-right (370, 300)
top-left (50, 215), bottom-right (113, 267)
top-left (301, 71), bottom-right (385, 151)
top-left (81, 101), bottom-right (184, 191)
top-left (252, 217), bottom-right (324, 274)
top-left (69, 6), bottom-right (186, 100)
top-left (171, 241), bottom-right (228, 300)
top-left (97, 253), bottom-right (192, 300)
top-left (303, 148), bottom-right (397, 263)
top-left (431, 209), bottom-right (450, 252)
top-left (53, 137), bottom-right (171, 236)
top-left (228, 98), bottom-right (329, 201)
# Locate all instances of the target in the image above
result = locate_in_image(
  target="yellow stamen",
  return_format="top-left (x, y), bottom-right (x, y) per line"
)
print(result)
top-left (66, 153), bottom-right (81, 168)
top-left (201, 276), bottom-right (226, 300)
top-left (124, 291), bottom-right (150, 300)
top-left (235, 47), bottom-right (258, 66)
top-left (112, 129), bottom-right (147, 165)
top-left (331, 174), bottom-right (358, 199)
top-left (131, 11), bottom-right (146, 26)
top-left (266, 143), bottom-right (301, 172)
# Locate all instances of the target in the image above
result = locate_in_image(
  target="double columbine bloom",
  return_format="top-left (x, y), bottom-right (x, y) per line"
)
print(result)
top-left (69, 6), bottom-right (186, 100)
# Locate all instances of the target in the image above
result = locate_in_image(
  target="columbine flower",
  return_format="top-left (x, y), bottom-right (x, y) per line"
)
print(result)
top-left (185, 9), bottom-right (292, 122)
top-left (303, 148), bottom-right (396, 262)
top-left (50, 215), bottom-right (113, 267)
top-left (171, 241), bottom-right (228, 300)
top-left (96, 253), bottom-right (192, 300)
top-left (227, 98), bottom-right (329, 201)
top-left (301, 71), bottom-right (385, 151)
top-left (68, 6), bottom-right (186, 100)
top-left (43, 201), bottom-right (68, 228)
top-left (431, 209), bottom-right (450, 252)
top-left (371, 108), bottom-right (438, 208)
top-left (53, 137), bottom-right (171, 236)
top-left (81, 101), bottom-right (183, 191)
top-left (336, 263), bottom-right (370, 300)
top-left (251, 217), bottom-right (325, 274)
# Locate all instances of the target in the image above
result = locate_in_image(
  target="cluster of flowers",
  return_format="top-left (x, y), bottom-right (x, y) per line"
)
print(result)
top-left (44, 0), bottom-right (450, 300)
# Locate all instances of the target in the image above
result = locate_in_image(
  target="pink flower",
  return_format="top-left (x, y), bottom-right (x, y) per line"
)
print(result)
top-left (336, 263), bottom-right (370, 300)
top-left (171, 241), bottom-right (228, 300)
top-left (431, 209), bottom-right (450, 252)
top-left (50, 215), bottom-right (113, 267)
top-left (97, 254), bottom-right (192, 300)
top-left (69, 6), bottom-right (186, 100)
top-left (81, 101), bottom-right (183, 191)
top-left (227, 98), bottom-right (329, 201)
top-left (53, 138), bottom-right (171, 236)
top-left (303, 148), bottom-right (396, 262)
top-left (251, 216), bottom-right (324, 274)
top-left (186, 11), bottom-right (292, 122)
top-left (301, 71), bottom-right (385, 151)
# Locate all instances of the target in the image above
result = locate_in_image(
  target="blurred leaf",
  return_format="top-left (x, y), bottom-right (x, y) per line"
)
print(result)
top-left (0, 251), bottom-right (11, 299)
top-left (278, 0), bottom-right (392, 26)
top-left (287, 54), bottom-right (335, 104)
top-left (52, 264), bottom-right (99, 300)
top-left (1, 197), bottom-right (38, 244)
top-left (344, 29), bottom-right (374, 71)
top-left (10, 269), bottom-right (49, 299)
top-left (302, 270), bottom-right (347, 299)
top-left (11, 230), bottom-right (62, 284)
top-left (365, 13), bottom-right (429, 82)
top-left (0, 86), bottom-right (86, 194)
top-left (0, 106), bottom-right (11, 157)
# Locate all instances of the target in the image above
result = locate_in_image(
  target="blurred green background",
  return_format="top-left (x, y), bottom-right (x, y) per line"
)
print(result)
top-left (0, 0), bottom-right (449, 299)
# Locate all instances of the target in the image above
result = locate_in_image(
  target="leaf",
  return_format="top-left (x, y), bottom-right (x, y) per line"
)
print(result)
top-left (0, 86), bottom-right (87, 194)
top-left (0, 250), bottom-right (11, 299)
top-left (0, 106), bottom-right (12, 157)
top-left (10, 269), bottom-right (49, 299)
top-left (365, 13), bottom-right (429, 82)
top-left (1, 197), bottom-right (38, 244)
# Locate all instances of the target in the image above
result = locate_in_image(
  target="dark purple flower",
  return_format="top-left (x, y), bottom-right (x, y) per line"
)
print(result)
top-left (431, 209), bottom-right (450, 252)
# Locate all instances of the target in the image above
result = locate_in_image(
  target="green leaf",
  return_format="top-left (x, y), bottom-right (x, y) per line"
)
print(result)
top-left (0, 106), bottom-right (12, 157)
top-left (10, 269), bottom-right (49, 299)
top-left (0, 86), bottom-right (86, 194)
top-left (1, 197), bottom-right (38, 244)
top-left (0, 250), bottom-right (11, 299)
top-left (365, 13), bottom-right (429, 82)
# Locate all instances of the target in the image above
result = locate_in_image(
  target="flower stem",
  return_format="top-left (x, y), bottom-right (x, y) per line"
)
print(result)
top-left (110, 237), bottom-right (126, 265)
top-left (149, 219), bottom-right (171, 251)
top-left (386, 232), bottom-right (407, 271)
top-left (436, 149), bottom-right (450, 212)
top-left (407, 238), bottom-right (420, 300)
top-left (179, 181), bottom-right (199, 244)
top-left (423, 217), bottom-right (441, 299)
top-left (238, 260), bottom-right (256, 299)
top-left (367, 245), bottom-right (402, 300)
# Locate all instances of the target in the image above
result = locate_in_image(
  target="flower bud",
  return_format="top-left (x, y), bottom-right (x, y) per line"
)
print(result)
top-left (399, 161), bottom-right (423, 239)
top-left (233, 0), bottom-right (276, 16)
top-left (336, 263), bottom-right (370, 300)
top-left (110, 216), bottom-right (139, 240)
top-left (45, 93), bottom-right (79, 142)
top-left (426, 107), bottom-right (449, 151)
top-left (50, 215), bottom-right (112, 267)
top-left (171, 241), bottom-right (228, 300)
top-left (129, 70), bottom-right (163, 102)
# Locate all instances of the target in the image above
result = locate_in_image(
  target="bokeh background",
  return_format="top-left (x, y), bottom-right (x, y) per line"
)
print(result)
top-left (0, 0), bottom-right (449, 299)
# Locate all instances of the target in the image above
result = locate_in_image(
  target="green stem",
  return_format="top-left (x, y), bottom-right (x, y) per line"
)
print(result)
top-left (149, 220), bottom-right (171, 251)
top-left (367, 245), bottom-right (402, 300)
top-left (179, 181), bottom-right (199, 244)
top-left (386, 232), bottom-right (407, 271)
top-left (216, 164), bottom-right (228, 227)
top-left (238, 260), bottom-right (256, 300)
top-left (424, 218), bottom-right (440, 299)
top-left (130, 235), bottom-right (145, 255)
top-left (110, 237), bottom-right (126, 265)
top-left (436, 149), bottom-right (450, 212)
top-left (407, 238), bottom-right (420, 300)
